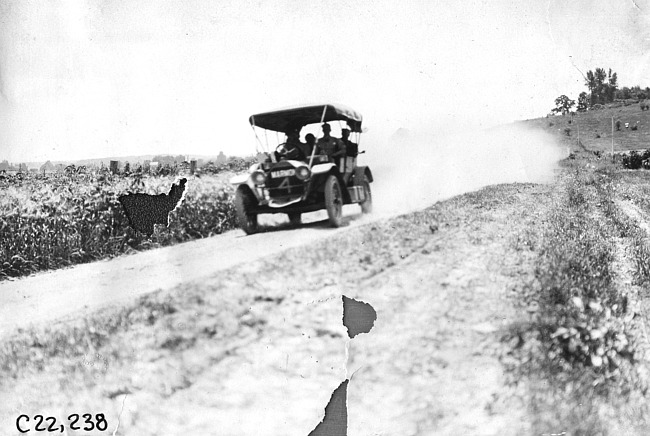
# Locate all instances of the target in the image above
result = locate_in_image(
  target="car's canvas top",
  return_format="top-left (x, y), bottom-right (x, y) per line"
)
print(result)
top-left (249, 104), bottom-right (363, 133)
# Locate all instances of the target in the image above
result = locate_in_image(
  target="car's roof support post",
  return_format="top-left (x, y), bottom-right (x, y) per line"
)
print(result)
top-left (319, 105), bottom-right (328, 124)
top-left (249, 118), bottom-right (265, 154)
top-left (308, 140), bottom-right (317, 169)
top-left (308, 105), bottom-right (329, 169)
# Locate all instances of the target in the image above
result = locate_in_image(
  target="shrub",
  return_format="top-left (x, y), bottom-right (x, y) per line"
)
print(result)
top-left (622, 151), bottom-right (643, 169)
top-left (564, 127), bottom-right (572, 136)
top-left (641, 149), bottom-right (650, 161)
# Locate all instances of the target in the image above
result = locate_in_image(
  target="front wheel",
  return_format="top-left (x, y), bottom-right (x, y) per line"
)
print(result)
top-left (235, 186), bottom-right (259, 235)
top-left (324, 175), bottom-right (343, 227)
top-left (360, 175), bottom-right (373, 214)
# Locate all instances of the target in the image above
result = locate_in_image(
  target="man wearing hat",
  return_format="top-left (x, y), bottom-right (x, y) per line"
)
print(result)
top-left (316, 123), bottom-right (346, 164)
top-left (340, 128), bottom-right (358, 157)
top-left (275, 129), bottom-right (306, 161)
top-left (340, 127), bottom-right (358, 183)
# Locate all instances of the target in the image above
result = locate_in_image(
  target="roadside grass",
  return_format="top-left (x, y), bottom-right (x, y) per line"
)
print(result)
top-left (502, 152), bottom-right (650, 434)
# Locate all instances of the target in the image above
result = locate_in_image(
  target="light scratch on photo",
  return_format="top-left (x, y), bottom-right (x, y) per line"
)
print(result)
top-left (112, 394), bottom-right (128, 436)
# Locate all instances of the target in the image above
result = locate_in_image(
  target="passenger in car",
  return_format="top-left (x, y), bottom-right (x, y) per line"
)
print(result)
top-left (316, 123), bottom-right (346, 163)
top-left (340, 128), bottom-right (358, 158)
top-left (302, 133), bottom-right (316, 158)
top-left (340, 128), bottom-right (357, 183)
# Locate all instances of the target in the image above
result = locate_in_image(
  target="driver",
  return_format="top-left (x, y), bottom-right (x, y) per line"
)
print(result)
top-left (275, 130), bottom-right (306, 161)
top-left (316, 123), bottom-right (346, 163)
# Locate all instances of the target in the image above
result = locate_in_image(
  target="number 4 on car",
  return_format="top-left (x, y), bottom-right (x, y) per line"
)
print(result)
top-left (230, 103), bottom-right (373, 234)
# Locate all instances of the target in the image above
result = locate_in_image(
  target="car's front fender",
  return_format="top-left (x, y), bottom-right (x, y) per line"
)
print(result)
top-left (311, 163), bottom-right (336, 175)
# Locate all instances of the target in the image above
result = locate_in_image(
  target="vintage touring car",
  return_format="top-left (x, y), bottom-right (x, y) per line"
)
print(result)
top-left (230, 103), bottom-right (373, 234)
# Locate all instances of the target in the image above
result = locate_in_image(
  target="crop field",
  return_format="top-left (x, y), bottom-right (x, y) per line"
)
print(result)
top-left (0, 169), bottom-right (241, 281)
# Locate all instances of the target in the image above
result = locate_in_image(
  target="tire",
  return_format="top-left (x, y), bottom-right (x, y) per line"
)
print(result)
top-left (324, 175), bottom-right (343, 227)
top-left (288, 213), bottom-right (301, 225)
top-left (235, 186), bottom-right (259, 235)
top-left (360, 175), bottom-right (373, 214)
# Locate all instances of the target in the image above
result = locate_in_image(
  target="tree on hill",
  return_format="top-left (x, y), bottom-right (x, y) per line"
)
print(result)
top-left (594, 67), bottom-right (607, 104)
top-left (585, 70), bottom-right (596, 105)
top-left (606, 68), bottom-right (618, 102)
top-left (584, 67), bottom-right (617, 105)
top-left (617, 87), bottom-right (632, 100)
top-left (552, 95), bottom-right (575, 115)
top-left (577, 92), bottom-right (589, 112)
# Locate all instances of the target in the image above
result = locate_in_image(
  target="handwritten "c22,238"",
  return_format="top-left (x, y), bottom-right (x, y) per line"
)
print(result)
top-left (16, 413), bottom-right (108, 433)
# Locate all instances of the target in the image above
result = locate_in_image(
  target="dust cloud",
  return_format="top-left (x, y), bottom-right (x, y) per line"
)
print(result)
top-left (360, 124), bottom-right (566, 215)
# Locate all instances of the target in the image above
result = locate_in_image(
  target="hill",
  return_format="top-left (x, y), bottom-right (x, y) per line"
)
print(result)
top-left (520, 102), bottom-right (650, 153)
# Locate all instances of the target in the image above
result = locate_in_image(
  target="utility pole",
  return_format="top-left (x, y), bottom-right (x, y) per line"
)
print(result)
top-left (611, 116), bottom-right (614, 158)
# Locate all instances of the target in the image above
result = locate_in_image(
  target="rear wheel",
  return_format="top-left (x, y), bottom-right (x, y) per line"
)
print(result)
top-left (324, 175), bottom-right (343, 227)
top-left (288, 213), bottom-right (301, 225)
top-left (360, 175), bottom-right (373, 214)
top-left (235, 186), bottom-right (259, 235)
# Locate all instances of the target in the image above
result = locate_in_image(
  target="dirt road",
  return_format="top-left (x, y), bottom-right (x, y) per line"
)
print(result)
top-left (0, 209), bottom-right (375, 337)
top-left (0, 125), bottom-right (562, 337)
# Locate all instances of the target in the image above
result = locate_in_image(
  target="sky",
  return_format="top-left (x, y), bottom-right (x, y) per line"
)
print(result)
top-left (0, 0), bottom-right (649, 163)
